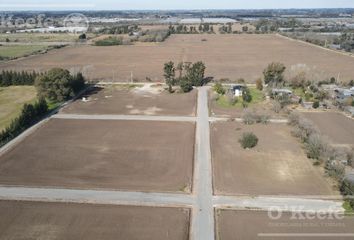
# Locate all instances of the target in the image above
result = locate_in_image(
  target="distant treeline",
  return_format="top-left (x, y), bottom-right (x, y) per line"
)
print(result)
top-left (0, 97), bottom-right (48, 147)
top-left (0, 70), bottom-right (40, 86)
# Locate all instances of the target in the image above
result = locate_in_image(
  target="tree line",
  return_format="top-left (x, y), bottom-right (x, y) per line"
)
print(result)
top-left (164, 61), bottom-right (206, 93)
top-left (0, 97), bottom-right (48, 147)
top-left (0, 70), bottom-right (39, 86)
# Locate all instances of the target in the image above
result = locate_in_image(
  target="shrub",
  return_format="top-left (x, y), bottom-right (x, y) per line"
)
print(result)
top-left (242, 87), bottom-right (252, 103)
top-left (272, 101), bottom-right (282, 113)
top-left (288, 112), bottom-right (300, 126)
top-left (305, 133), bottom-right (328, 160)
top-left (95, 37), bottom-right (123, 46)
top-left (312, 101), bottom-right (320, 109)
top-left (256, 78), bottom-right (263, 91)
top-left (239, 132), bottom-right (259, 149)
top-left (180, 77), bottom-right (193, 93)
top-left (214, 83), bottom-right (226, 95)
top-left (243, 111), bottom-right (257, 125)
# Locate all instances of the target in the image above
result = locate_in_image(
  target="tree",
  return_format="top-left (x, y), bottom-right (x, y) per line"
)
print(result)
top-left (163, 61), bottom-right (176, 93)
top-left (35, 68), bottom-right (74, 102)
top-left (263, 62), bottom-right (286, 87)
top-left (239, 132), bottom-right (258, 149)
top-left (186, 61), bottom-right (206, 86)
top-left (242, 26), bottom-right (249, 32)
top-left (71, 72), bottom-right (86, 94)
top-left (78, 33), bottom-right (86, 40)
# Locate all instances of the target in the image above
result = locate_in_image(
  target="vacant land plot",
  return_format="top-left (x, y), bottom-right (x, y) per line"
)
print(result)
top-left (61, 85), bottom-right (197, 116)
top-left (0, 119), bottom-right (195, 192)
top-left (217, 209), bottom-right (354, 240)
top-left (302, 112), bottom-right (354, 146)
top-left (2, 34), bottom-right (354, 82)
top-left (0, 86), bottom-right (37, 130)
top-left (0, 200), bottom-right (190, 240)
top-left (211, 122), bottom-right (334, 196)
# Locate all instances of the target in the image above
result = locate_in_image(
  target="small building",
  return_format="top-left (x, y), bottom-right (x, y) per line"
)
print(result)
top-left (334, 88), bottom-right (354, 102)
top-left (271, 88), bottom-right (293, 97)
top-left (229, 84), bottom-right (246, 97)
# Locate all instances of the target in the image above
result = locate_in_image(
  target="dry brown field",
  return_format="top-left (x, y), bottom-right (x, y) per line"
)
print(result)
top-left (0, 200), bottom-right (190, 240)
top-left (211, 122), bottom-right (334, 196)
top-left (301, 112), bottom-right (354, 146)
top-left (217, 209), bottom-right (354, 240)
top-left (61, 85), bottom-right (197, 116)
top-left (0, 119), bottom-right (195, 192)
top-left (1, 34), bottom-right (354, 82)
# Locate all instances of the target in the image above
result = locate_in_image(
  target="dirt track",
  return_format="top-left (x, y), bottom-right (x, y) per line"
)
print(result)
top-left (0, 200), bottom-right (190, 240)
top-left (211, 122), bottom-right (335, 196)
top-left (302, 112), bottom-right (354, 146)
top-left (217, 209), bottom-right (354, 240)
top-left (61, 86), bottom-right (197, 116)
top-left (2, 34), bottom-right (354, 82)
top-left (0, 119), bottom-right (195, 192)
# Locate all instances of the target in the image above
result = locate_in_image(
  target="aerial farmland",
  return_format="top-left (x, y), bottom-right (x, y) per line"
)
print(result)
top-left (0, 7), bottom-right (354, 240)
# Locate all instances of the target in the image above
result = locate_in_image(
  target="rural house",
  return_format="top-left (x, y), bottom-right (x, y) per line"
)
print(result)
top-left (229, 84), bottom-right (246, 97)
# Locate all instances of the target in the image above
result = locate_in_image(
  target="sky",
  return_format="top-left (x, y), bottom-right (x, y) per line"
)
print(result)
top-left (1, 0), bottom-right (354, 11)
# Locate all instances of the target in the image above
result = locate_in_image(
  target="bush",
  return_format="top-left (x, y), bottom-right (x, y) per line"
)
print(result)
top-left (288, 112), bottom-right (300, 126)
top-left (180, 77), bottom-right (193, 93)
top-left (214, 83), bottom-right (226, 95)
top-left (95, 37), bottom-right (123, 46)
top-left (312, 101), bottom-right (320, 109)
top-left (243, 111), bottom-right (257, 125)
top-left (256, 78), bottom-right (263, 91)
top-left (239, 132), bottom-right (259, 149)
top-left (242, 87), bottom-right (252, 103)
top-left (305, 134), bottom-right (328, 160)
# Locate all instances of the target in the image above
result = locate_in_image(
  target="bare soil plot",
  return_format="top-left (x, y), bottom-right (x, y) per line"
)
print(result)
top-left (211, 122), bottom-right (334, 196)
top-left (61, 85), bottom-right (197, 116)
top-left (2, 34), bottom-right (354, 82)
top-left (301, 112), bottom-right (354, 146)
top-left (0, 200), bottom-right (190, 240)
top-left (0, 119), bottom-right (195, 192)
top-left (217, 209), bottom-right (354, 240)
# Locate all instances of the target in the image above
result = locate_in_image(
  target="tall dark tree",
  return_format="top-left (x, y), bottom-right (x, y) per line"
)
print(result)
top-left (263, 62), bottom-right (286, 87)
top-left (163, 61), bottom-right (176, 93)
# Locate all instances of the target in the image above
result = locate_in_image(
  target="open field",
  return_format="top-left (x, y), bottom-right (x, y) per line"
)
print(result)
top-left (0, 45), bottom-right (50, 59)
top-left (1, 34), bottom-right (354, 82)
top-left (301, 112), bottom-right (354, 146)
top-left (0, 86), bottom-right (37, 130)
top-left (211, 122), bottom-right (334, 196)
top-left (0, 200), bottom-right (190, 240)
top-left (61, 85), bottom-right (197, 116)
top-left (0, 118), bottom-right (195, 192)
top-left (216, 209), bottom-right (354, 240)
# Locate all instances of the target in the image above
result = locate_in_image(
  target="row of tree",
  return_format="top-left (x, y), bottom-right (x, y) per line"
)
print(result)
top-left (0, 70), bottom-right (40, 86)
top-left (164, 61), bottom-right (206, 93)
top-left (0, 98), bottom-right (48, 147)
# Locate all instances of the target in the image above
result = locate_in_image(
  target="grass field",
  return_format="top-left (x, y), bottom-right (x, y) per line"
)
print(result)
top-left (215, 87), bottom-right (264, 108)
top-left (0, 86), bottom-right (37, 131)
top-left (0, 45), bottom-right (49, 59)
top-left (0, 33), bottom-right (82, 43)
